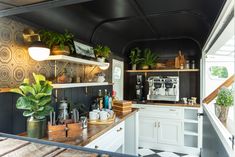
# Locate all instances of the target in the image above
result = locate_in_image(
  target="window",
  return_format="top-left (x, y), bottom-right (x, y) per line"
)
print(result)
top-left (209, 66), bottom-right (228, 79)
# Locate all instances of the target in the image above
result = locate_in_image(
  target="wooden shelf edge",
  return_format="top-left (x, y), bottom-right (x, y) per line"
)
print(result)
top-left (47, 55), bottom-right (109, 66)
top-left (126, 69), bottom-right (200, 73)
top-left (0, 88), bottom-right (12, 93)
top-left (52, 82), bottom-right (113, 89)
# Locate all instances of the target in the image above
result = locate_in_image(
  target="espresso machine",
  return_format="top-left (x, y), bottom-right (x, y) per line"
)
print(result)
top-left (147, 76), bottom-right (179, 102)
top-left (136, 75), bottom-right (144, 101)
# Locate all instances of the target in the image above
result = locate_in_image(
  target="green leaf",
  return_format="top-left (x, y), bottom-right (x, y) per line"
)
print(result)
top-left (37, 96), bottom-right (51, 106)
top-left (23, 111), bottom-right (34, 117)
top-left (10, 88), bottom-right (24, 96)
top-left (19, 85), bottom-right (35, 95)
top-left (33, 73), bottom-right (46, 84)
top-left (16, 97), bottom-right (33, 110)
top-left (36, 105), bottom-right (54, 118)
top-left (35, 93), bottom-right (50, 100)
top-left (32, 83), bottom-right (41, 94)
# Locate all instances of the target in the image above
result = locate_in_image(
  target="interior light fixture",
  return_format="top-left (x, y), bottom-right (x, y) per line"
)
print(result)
top-left (28, 41), bottom-right (50, 61)
top-left (23, 28), bottom-right (50, 61)
top-left (99, 63), bottom-right (110, 70)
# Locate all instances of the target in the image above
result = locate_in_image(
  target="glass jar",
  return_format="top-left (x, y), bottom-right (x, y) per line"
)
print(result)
top-left (191, 60), bottom-right (195, 69)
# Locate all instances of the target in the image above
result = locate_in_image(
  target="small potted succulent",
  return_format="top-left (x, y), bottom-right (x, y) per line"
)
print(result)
top-left (94, 45), bottom-right (111, 62)
top-left (40, 30), bottom-right (74, 55)
top-left (11, 73), bottom-right (54, 138)
top-left (129, 47), bottom-right (142, 70)
top-left (215, 87), bottom-right (234, 124)
top-left (141, 48), bottom-right (158, 70)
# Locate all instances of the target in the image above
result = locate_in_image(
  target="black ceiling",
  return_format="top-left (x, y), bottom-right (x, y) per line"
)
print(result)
top-left (14, 0), bottom-right (225, 56)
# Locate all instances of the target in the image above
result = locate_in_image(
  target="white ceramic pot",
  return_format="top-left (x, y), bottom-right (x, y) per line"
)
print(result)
top-left (97, 76), bottom-right (105, 83)
top-left (97, 57), bottom-right (105, 62)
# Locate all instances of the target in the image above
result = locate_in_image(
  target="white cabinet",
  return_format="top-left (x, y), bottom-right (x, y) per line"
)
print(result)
top-left (139, 117), bottom-right (157, 143)
top-left (157, 119), bottom-right (182, 146)
top-left (136, 104), bottom-right (201, 155)
top-left (85, 121), bottom-right (125, 152)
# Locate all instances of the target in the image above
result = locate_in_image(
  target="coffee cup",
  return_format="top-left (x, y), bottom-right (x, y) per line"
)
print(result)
top-left (89, 111), bottom-right (99, 121)
top-left (99, 111), bottom-right (110, 121)
top-left (181, 97), bottom-right (188, 104)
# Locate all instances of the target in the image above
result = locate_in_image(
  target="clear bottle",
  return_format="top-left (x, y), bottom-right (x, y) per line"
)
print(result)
top-left (191, 60), bottom-right (195, 69)
top-left (98, 89), bottom-right (103, 110)
top-left (103, 89), bottom-right (109, 109)
top-left (108, 92), bottom-right (113, 110)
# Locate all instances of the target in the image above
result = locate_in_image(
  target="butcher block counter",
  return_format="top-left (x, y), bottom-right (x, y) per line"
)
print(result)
top-left (0, 109), bottom-right (138, 157)
top-left (50, 108), bottom-right (138, 146)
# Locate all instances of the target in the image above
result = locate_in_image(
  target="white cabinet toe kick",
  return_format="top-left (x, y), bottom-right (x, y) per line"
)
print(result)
top-left (135, 104), bottom-right (202, 156)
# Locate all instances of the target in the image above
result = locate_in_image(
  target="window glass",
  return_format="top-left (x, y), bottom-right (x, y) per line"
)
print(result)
top-left (209, 66), bottom-right (229, 79)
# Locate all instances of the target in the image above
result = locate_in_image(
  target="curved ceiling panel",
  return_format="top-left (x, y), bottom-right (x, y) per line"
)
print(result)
top-left (15, 0), bottom-right (225, 57)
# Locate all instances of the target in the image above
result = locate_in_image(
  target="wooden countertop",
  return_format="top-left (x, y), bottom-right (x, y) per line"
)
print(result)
top-left (0, 137), bottom-right (97, 157)
top-left (132, 101), bottom-right (200, 108)
top-left (42, 108), bottom-right (138, 146)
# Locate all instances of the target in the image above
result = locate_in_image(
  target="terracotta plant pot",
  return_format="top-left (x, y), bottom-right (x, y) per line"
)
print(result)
top-left (141, 65), bottom-right (149, 70)
top-left (52, 45), bottom-right (70, 55)
top-left (214, 104), bottom-right (229, 125)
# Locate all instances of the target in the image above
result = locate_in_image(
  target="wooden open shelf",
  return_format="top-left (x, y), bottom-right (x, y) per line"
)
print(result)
top-left (52, 82), bottom-right (113, 89)
top-left (47, 55), bottom-right (109, 66)
top-left (126, 69), bottom-right (199, 73)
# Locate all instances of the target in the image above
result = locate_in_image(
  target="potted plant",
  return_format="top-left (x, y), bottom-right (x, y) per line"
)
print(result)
top-left (141, 48), bottom-right (158, 70)
top-left (11, 73), bottom-right (54, 138)
top-left (215, 87), bottom-right (234, 124)
top-left (94, 45), bottom-right (111, 62)
top-left (40, 30), bottom-right (74, 55)
top-left (129, 47), bottom-right (142, 70)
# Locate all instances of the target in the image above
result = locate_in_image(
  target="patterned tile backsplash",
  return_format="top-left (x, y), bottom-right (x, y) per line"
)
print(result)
top-left (0, 17), bottom-right (106, 88)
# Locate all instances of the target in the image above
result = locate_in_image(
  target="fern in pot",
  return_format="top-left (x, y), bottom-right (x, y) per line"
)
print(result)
top-left (11, 73), bottom-right (53, 138)
top-left (215, 87), bottom-right (234, 125)
top-left (94, 45), bottom-right (111, 62)
top-left (129, 47), bottom-right (142, 70)
top-left (141, 48), bottom-right (158, 70)
top-left (40, 30), bottom-right (74, 55)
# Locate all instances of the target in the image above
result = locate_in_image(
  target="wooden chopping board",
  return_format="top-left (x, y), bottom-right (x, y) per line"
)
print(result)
top-left (175, 50), bottom-right (185, 68)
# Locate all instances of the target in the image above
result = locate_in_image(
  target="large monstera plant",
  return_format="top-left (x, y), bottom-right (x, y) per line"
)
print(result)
top-left (11, 73), bottom-right (54, 119)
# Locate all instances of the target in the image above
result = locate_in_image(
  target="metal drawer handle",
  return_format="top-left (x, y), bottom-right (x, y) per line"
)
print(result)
top-left (169, 109), bottom-right (176, 111)
top-left (117, 127), bottom-right (123, 132)
top-left (140, 107), bottom-right (145, 109)
top-left (95, 145), bottom-right (99, 149)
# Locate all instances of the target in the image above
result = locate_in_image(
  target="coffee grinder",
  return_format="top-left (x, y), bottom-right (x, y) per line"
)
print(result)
top-left (136, 74), bottom-right (144, 102)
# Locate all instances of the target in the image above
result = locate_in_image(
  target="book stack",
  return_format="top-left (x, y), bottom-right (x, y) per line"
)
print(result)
top-left (113, 100), bottom-right (132, 114)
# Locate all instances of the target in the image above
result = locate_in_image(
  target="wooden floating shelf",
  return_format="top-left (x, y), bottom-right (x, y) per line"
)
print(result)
top-left (52, 82), bottom-right (113, 89)
top-left (47, 55), bottom-right (109, 66)
top-left (126, 69), bottom-right (200, 73)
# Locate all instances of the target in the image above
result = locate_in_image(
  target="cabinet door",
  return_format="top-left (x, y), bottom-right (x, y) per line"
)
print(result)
top-left (157, 119), bottom-right (182, 146)
top-left (139, 117), bottom-right (157, 143)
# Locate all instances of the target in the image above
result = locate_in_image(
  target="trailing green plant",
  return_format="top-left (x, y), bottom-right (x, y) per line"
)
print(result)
top-left (40, 30), bottom-right (74, 52)
top-left (216, 87), bottom-right (234, 107)
top-left (94, 45), bottom-right (111, 59)
top-left (11, 73), bottom-right (54, 119)
top-left (141, 48), bottom-right (158, 67)
top-left (129, 47), bottom-right (142, 65)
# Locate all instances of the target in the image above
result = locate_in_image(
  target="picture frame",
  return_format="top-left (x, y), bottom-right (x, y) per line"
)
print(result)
top-left (73, 40), bottom-right (96, 58)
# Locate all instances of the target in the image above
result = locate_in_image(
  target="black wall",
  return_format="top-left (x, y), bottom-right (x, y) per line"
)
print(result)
top-left (0, 85), bottom-right (112, 135)
top-left (124, 39), bottom-right (201, 102)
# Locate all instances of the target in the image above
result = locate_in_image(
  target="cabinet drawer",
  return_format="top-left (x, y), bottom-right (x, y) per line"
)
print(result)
top-left (85, 122), bottom-right (124, 151)
top-left (139, 105), bottom-right (183, 119)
